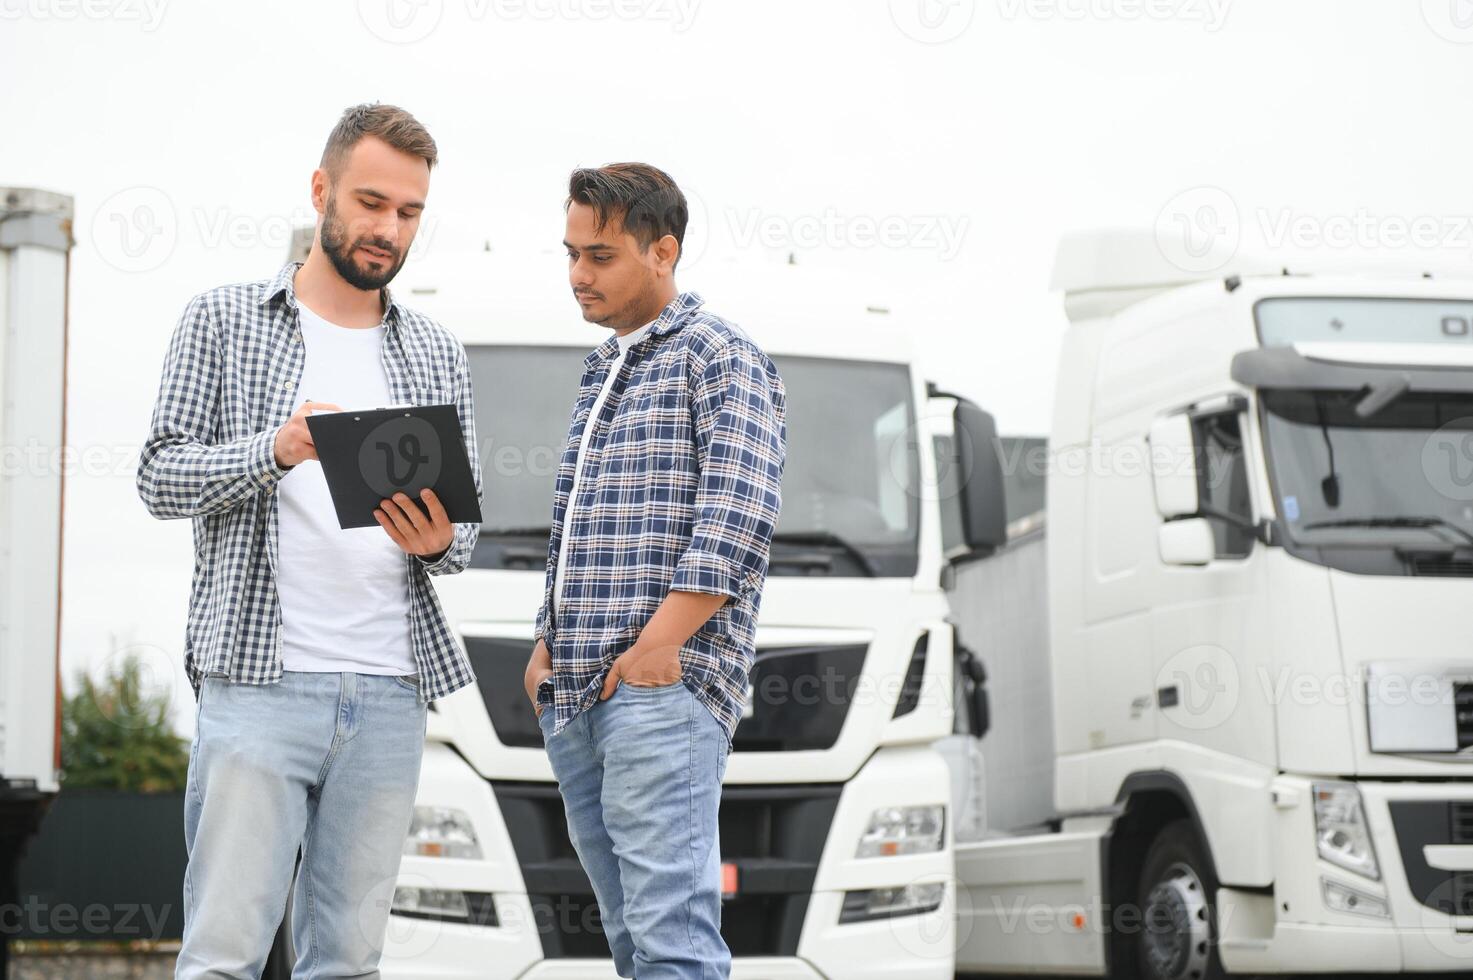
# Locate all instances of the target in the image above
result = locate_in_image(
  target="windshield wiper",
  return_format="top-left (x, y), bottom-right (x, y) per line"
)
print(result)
top-left (1301, 516), bottom-right (1473, 548)
top-left (770, 531), bottom-right (878, 577)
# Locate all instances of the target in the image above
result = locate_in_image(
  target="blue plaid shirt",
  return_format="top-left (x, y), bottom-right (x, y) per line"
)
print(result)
top-left (136, 262), bottom-right (481, 702)
top-left (534, 292), bottom-right (786, 744)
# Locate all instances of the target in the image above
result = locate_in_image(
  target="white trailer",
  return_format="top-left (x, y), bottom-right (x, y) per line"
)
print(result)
top-left (0, 188), bottom-right (70, 966)
top-left (951, 230), bottom-right (1473, 977)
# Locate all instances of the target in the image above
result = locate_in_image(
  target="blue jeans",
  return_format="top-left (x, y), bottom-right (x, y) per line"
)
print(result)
top-left (538, 679), bottom-right (732, 979)
top-left (176, 671), bottom-right (427, 980)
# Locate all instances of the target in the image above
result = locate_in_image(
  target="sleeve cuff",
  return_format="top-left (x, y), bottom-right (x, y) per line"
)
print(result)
top-left (251, 426), bottom-right (292, 489)
top-left (670, 549), bottom-right (753, 601)
top-left (415, 542), bottom-right (455, 575)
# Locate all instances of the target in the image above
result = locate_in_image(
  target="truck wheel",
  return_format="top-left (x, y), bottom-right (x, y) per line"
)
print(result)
top-left (262, 876), bottom-right (297, 980)
top-left (1135, 819), bottom-right (1225, 980)
top-left (262, 910), bottom-right (295, 980)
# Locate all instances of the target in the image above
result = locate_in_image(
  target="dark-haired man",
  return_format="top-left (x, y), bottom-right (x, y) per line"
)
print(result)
top-left (523, 164), bottom-right (786, 978)
top-left (137, 104), bottom-right (481, 979)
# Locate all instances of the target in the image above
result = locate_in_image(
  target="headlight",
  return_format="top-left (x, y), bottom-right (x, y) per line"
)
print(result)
top-left (1312, 782), bottom-right (1379, 880)
top-left (392, 887), bottom-right (470, 921)
top-left (1321, 877), bottom-right (1389, 919)
top-left (404, 806), bottom-right (482, 859)
top-left (391, 887), bottom-right (499, 926)
top-left (839, 882), bottom-right (946, 923)
top-left (856, 804), bottom-right (945, 857)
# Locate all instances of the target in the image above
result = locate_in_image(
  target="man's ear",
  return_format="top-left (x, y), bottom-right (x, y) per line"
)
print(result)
top-left (310, 168), bottom-right (329, 217)
top-left (652, 233), bottom-right (680, 276)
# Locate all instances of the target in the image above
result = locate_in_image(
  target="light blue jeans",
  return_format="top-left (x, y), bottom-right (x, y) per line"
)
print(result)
top-left (539, 678), bottom-right (732, 979)
top-left (176, 670), bottom-right (427, 980)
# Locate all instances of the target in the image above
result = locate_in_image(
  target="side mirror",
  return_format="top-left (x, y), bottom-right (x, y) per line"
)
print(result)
top-left (954, 401), bottom-right (1008, 557)
top-left (959, 645), bottom-right (990, 740)
top-left (1148, 414), bottom-right (1200, 518)
top-left (1159, 517), bottom-right (1215, 566)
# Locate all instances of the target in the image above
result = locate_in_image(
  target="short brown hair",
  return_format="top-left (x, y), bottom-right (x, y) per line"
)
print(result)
top-left (567, 163), bottom-right (688, 268)
top-left (321, 103), bottom-right (438, 179)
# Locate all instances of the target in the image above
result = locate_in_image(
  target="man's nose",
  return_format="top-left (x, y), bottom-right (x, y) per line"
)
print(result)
top-left (373, 212), bottom-right (402, 249)
top-left (569, 257), bottom-right (594, 287)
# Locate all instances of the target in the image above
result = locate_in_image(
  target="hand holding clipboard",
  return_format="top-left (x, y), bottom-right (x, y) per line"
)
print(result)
top-left (304, 404), bottom-right (482, 530)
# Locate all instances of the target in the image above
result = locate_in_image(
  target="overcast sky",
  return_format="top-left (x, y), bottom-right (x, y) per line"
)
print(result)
top-left (5, 0), bottom-right (1473, 729)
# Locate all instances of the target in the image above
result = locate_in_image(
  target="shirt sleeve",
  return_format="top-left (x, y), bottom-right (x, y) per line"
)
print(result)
top-left (416, 340), bottom-right (482, 577)
top-left (136, 292), bottom-right (292, 520)
top-left (670, 340), bottom-right (786, 601)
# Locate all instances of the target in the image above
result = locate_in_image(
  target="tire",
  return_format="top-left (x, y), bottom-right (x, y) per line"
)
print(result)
top-left (1134, 819), bottom-right (1226, 980)
top-left (262, 913), bottom-right (294, 980)
top-left (262, 871), bottom-right (297, 980)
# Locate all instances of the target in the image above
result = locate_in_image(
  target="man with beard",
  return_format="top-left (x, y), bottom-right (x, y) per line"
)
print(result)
top-left (137, 103), bottom-right (481, 979)
top-left (524, 164), bottom-right (786, 978)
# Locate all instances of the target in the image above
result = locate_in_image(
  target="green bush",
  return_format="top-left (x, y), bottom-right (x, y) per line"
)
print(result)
top-left (61, 656), bottom-right (189, 793)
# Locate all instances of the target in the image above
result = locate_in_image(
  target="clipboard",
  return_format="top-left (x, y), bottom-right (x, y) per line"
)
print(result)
top-left (305, 404), bottom-right (482, 530)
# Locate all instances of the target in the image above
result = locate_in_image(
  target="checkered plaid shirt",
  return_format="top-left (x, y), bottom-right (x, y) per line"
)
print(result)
top-left (136, 261), bottom-right (481, 702)
top-left (534, 292), bottom-right (786, 744)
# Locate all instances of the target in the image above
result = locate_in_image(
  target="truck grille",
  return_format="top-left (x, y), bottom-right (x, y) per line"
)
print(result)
top-left (1406, 553), bottom-right (1473, 577)
top-left (492, 781), bottom-right (841, 958)
top-left (466, 635), bottom-right (869, 753)
top-left (732, 643), bottom-right (868, 751)
top-left (1454, 802), bottom-right (1473, 845)
top-left (1456, 683), bottom-right (1473, 751)
top-left (1389, 801), bottom-right (1473, 917)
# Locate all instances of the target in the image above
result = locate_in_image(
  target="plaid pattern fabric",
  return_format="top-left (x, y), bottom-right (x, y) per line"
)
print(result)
top-left (136, 261), bottom-right (481, 702)
top-left (534, 292), bottom-right (787, 744)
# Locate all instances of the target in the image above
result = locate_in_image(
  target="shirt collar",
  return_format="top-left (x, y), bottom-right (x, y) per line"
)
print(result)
top-left (585, 290), bottom-right (704, 367)
top-left (257, 260), bottom-right (407, 329)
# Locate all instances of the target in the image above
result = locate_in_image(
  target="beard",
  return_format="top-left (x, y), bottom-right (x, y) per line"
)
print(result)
top-left (318, 194), bottom-right (406, 291)
top-left (585, 270), bottom-right (664, 330)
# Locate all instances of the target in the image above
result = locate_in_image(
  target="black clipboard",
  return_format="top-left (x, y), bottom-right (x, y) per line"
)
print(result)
top-left (305, 404), bottom-right (482, 530)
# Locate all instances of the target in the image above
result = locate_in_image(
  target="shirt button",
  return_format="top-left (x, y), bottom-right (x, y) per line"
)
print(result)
top-left (282, 380), bottom-right (294, 390)
top-left (291, 334), bottom-right (301, 343)
top-left (264, 486), bottom-right (274, 496)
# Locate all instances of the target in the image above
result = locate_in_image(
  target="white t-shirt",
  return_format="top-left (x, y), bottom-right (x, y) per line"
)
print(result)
top-left (553, 321), bottom-right (654, 615)
top-left (277, 303), bottom-right (415, 675)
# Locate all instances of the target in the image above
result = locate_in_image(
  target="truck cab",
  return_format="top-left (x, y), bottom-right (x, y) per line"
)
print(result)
top-left (953, 230), bottom-right (1473, 978)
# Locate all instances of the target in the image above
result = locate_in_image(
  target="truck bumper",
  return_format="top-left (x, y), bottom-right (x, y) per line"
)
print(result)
top-left (1220, 776), bottom-right (1473, 974)
top-left (383, 947), bottom-right (823, 980)
top-left (384, 744), bottom-right (955, 979)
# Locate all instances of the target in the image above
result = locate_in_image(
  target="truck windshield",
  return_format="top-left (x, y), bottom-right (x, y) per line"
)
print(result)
top-left (465, 345), bottom-right (920, 577)
top-left (1261, 389), bottom-right (1473, 556)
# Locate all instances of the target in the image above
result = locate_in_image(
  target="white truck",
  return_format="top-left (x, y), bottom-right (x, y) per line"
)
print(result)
top-left (304, 231), bottom-right (1473, 978)
top-left (0, 187), bottom-right (70, 968)
top-left (362, 253), bottom-right (1007, 980)
top-left (950, 230), bottom-right (1473, 978)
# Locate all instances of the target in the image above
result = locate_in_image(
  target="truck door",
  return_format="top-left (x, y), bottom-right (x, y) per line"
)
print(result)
top-left (1146, 397), bottom-right (1275, 768)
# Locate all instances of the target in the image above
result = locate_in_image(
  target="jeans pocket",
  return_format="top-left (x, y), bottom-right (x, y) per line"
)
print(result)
top-left (393, 673), bottom-right (421, 693)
